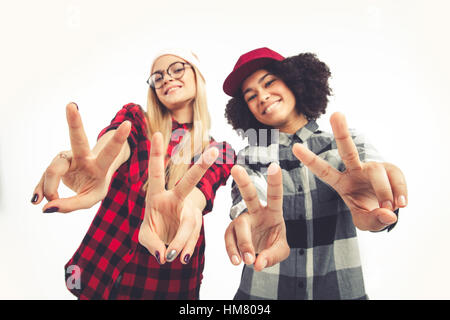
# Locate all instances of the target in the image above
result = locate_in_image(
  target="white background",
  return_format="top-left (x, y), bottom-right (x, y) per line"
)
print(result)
top-left (1, 0), bottom-right (450, 299)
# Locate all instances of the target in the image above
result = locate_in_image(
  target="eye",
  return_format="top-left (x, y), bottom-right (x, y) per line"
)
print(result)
top-left (246, 94), bottom-right (256, 102)
top-left (173, 67), bottom-right (184, 74)
top-left (154, 77), bottom-right (163, 85)
top-left (264, 79), bottom-right (276, 88)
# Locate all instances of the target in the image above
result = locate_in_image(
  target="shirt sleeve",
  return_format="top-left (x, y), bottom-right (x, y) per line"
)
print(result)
top-left (350, 129), bottom-right (384, 163)
top-left (97, 103), bottom-right (149, 184)
top-left (196, 140), bottom-right (236, 215)
top-left (229, 147), bottom-right (269, 220)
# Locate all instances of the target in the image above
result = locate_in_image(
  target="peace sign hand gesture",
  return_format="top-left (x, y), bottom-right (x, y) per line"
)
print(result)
top-left (32, 103), bottom-right (131, 213)
top-left (224, 163), bottom-right (290, 272)
top-left (138, 132), bottom-right (219, 264)
top-left (292, 112), bottom-right (408, 232)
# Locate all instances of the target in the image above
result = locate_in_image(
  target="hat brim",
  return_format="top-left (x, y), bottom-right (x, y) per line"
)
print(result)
top-left (223, 58), bottom-right (279, 97)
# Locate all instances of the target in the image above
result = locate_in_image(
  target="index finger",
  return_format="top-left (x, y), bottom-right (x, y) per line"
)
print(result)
top-left (330, 112), bottom-right (362, 171)
top-left (147, 132), bottom-right (165, 196)
top-left (66, 103), bottom-right (91, 159)
top-left (172, 147), bottom-right (219, 200)
top-left (292, 143), bottom-right (342, 188)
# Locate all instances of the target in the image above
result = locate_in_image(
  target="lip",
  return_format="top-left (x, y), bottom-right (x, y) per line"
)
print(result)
top-left (164, 85), bottom-right (182, 95)
top-left (262, 99), bottom-right (281, 115)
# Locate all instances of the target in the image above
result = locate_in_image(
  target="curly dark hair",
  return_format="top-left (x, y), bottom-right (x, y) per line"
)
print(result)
top-left (224, 53), bottom-right (332, 139)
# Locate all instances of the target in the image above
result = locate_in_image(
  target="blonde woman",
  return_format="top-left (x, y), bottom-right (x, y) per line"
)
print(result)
top-left (31, 49), bottom-right (236, 299)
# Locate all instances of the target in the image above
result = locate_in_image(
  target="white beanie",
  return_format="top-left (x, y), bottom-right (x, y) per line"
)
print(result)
top-left (150, 48), bottom-right (204, 81)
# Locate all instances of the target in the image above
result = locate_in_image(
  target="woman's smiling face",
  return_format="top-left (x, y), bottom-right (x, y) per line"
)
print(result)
top-left (151, 54), bottom-right (197, 112)
top-left (241, 69), bottom-right (301, 132)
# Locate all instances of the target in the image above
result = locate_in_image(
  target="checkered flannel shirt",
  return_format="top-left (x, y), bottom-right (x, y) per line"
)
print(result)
top-left (230, 120), bottom-right (397, 300)
top-left (64, 103), bottom-right (235, 299)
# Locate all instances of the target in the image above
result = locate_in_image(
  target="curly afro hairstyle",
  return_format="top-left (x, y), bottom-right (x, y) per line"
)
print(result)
top-left (224, 53), bottom-right (332, 138)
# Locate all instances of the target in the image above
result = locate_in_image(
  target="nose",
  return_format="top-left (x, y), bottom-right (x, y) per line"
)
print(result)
top-left (163, 73), bottom-right (175, 85)
top-left (259, 90), bottom-right (271, 105)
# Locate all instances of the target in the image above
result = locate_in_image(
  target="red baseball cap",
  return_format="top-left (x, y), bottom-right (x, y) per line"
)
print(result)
top-left (223, 47), bottom-right (285, 97)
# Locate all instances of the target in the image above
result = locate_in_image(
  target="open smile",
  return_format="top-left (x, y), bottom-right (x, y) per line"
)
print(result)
top-left (262, 99), bottom-right (281, 115)
top-left (164, 85), bottom-right (182, 95)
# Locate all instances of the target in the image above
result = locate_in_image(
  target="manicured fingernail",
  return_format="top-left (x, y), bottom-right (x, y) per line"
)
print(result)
top-left (43, 206), bottom-right (59, 213)
top-left (398, 195), bottom-right (406, 207)
top-left (381, 201), bottom-right (393, 211)
top-left (31, 194), bottom-right (38, 203)
top-left (155, 251), bottom-right (161, 264)
top-left (260, 259), bottom-right (268, 270)
top-left (166, 249), bottom-right (177, 262)
top-left (379, 214), bottom-right (396, 225)
top-left (183, 254), bottom-right (191, 264)
top-left (204, 148), bottom-right (219, 165)
top-left (267, 162), bottom-right (279, 175)
top-left (244, 252), bottom-right (254, 264)
top-left (231, 255), bottom-right (240, 265)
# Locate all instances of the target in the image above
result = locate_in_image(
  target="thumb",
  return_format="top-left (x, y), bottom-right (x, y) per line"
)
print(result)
top-left (42, 193), bottom-right (100, 214)
top-left (254, 234), bottom-right (290, 272)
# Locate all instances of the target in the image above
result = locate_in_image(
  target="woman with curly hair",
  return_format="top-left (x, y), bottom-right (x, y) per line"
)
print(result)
top-left (222, 47), bottom-right (408, 299)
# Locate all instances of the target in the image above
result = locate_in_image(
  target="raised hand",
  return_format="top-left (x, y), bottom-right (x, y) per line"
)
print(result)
top-left (138, 132), bottom-right (219, 264)
top-left (224, 163), bottom-right (290, 272)
top-left (292, 112), bottom-right (408, 232)
top-left (32, 103), bottom-right (131, 213)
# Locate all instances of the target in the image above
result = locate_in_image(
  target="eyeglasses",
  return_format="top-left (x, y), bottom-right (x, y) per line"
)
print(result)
top-left (147, 61), bottom-right (192, 89)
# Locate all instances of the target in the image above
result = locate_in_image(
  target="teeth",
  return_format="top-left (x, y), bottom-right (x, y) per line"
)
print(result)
top-left (166, 87), bottom-right (180, 94)
top-left (264, 101), bottom-right (279, 114)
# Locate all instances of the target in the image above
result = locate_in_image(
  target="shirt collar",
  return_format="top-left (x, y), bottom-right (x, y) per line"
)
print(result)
top-left (278, 120), bottom-right (319, 146)
top-left (171, 116), bottom-right (192, 131)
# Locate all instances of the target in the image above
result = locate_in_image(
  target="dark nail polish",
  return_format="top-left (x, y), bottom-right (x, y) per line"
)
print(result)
top-left (44, 207), bottom-right (59, 213)
top-left (155, 251), bottom-right (161, 264)
top-left (183, 254), bottom-right (191, 264)
top-left (31, 194), bottom-right (38, 203)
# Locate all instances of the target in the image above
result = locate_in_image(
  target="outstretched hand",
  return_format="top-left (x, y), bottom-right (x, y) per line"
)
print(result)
top-left (32, 103), bottom-right (131, 213)
top-left (224, 163), bottom-right (290, 272)
top-left (292, 112), bottom-right (408, 232)
top-left (138, 132), bottom-right (219, 264)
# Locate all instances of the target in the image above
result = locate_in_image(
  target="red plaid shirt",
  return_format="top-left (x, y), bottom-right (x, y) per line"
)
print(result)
top-left (64, 103), bottom-right (235, 300)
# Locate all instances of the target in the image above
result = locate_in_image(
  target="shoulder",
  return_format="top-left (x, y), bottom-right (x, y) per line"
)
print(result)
top-left (308, 128), bottom-right (366, 151)
top-left (207, 137), bottom-right (236, 163)
top-left (119, 102), bottom-right (146, 118)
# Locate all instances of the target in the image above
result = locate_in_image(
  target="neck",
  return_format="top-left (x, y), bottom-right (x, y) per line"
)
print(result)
top-left (278, 113), bottom-right (308, 134)
top-left (171, 101), bottom-right (194, 124)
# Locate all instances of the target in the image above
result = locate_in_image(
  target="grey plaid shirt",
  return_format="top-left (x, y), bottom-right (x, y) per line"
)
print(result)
top-left (230, 120), bottom-right (392, 300)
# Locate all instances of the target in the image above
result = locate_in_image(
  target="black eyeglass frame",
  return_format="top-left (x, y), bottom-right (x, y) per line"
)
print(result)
top-left (147, 61), bottom-right (192, 89)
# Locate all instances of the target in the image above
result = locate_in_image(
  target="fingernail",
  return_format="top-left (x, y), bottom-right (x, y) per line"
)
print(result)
top-left (183, 254), bottom-right (191, 264)
top-left (244, 252), bottom-right (254, 264)
top-left (166, 249), bottom-right (177, 262)
top-left (71, 102), bottom-right (79, 110)
top-left (43, 206), bottom-right (59, 213)
top-left (267, 163), bottom-right (279, 175)
top-left (381, 201), bottom-right (393, 211)
top-left (260, 259), bottom-right (268, 270)
top-left (379, 214), bottom-right (397, 225)
top-left (231, 255), bottom-right (240, 265)
top-left (155, 251), bottom-right (161, 264)
top-left (398, 195), bottom-right (406, 207)
top-left (204, 148), bottom-right (218, 165)
top-left (31, 194), bottom-right (38, 203)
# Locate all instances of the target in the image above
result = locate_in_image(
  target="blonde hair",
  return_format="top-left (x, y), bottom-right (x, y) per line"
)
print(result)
top-left (144, 64), bottom-right (211, 190)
